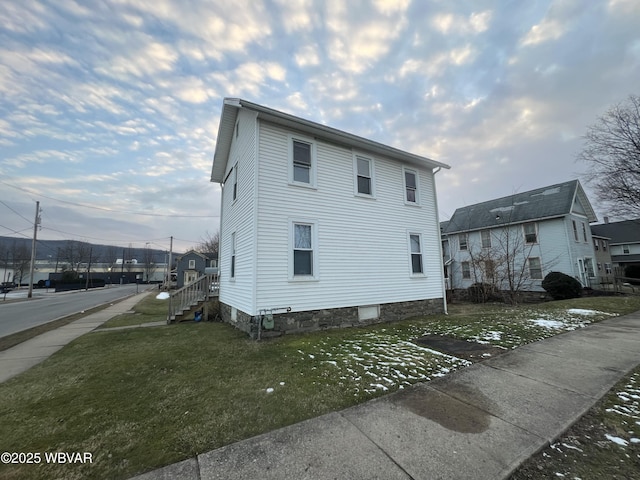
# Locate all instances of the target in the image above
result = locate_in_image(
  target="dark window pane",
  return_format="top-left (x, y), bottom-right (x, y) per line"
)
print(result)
top-left (357, 176), bottom-right (371, 194)
top-left (293, 141), bottom-right (311, 166)
top-left (405, 171), bottom-right (416, 188)
top-left (411, 253), bottom-right (423, 273)
top-left (294, 250), bottom-right (312, 275)
top-left (406, 189), bottom-right (416, 202)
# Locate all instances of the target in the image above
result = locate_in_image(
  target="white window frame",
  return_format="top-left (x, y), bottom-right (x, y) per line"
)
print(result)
top-left (593, 238), bottom-right (599, 251)
top-left (581, 222), bottom-right (588, 242)
top-left (459, 233), bottom-right (468, 251)
top-left (289, 134), bottom-right (317, 188)
top-left (403, 167), bottom-right (419, 205)
top-left (353, 153), bottom-right (375, 197)
top-left (461, 261), bottom-right (471, 279)
top-left (572, 220), bottom-right (579, 242)
top-left (523, 222), bottom-right (538, 244)
top-left (584, 257), bottom-right (595, 277)
top-left (602, 240), bottom-right (608, 252)
top-left (188, 259), bottom-right (196, 269)
top-left (605, 263), bottom-right (612, 274)
top-left (232, 163), bottom-right (238, 202)
top-left (230, 232), bottom-right (236, 280)
top-left (623, 244), bottom-right (630, 254)
top-left (528, 257), bottom-right (542, 280)
top-left (481, 229), bottom-right (491, 248)
top-left (289, 219), bottom-right (318, 281)
top-left (408, 232), bottom-right (424, 275)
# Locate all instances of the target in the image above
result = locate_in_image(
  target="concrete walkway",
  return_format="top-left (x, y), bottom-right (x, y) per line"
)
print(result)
top-left (130, 310), bottom-right (640, 480)
top-left (0, 290), bottom-right (153, 383)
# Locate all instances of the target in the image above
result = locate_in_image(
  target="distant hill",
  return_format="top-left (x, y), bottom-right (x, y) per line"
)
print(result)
top-left (0, 236), bottom-right (176, 263)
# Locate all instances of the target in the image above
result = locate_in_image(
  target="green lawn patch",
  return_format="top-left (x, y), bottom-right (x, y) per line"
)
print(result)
top-left (1, 296), bottom-right (639, 479)
top-left (99, 294), bottom-right (166, 328)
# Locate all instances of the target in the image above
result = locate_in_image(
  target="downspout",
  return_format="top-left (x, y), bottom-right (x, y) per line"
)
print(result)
top-left (432, 167), bottom-right (448, 314)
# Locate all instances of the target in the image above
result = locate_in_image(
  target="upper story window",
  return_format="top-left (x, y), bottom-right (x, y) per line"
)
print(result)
top-left (188, 259), bottom-right (196, 269)
top-left (459, 233), bottom-right (468, 251)
top-left (572, 220), bottom-right (579, 242)
top-left (409, 233), bottom-right (423, 274)
top-left (481, 229), bottom-right (491, 248)
top-left (232, 163), bottom-right (238, 201)
top-left (523, 222), bottom-right (537, 244)
top-left (354, 155), bottom-right (374, 196)
top-left (290, 136), bottom-right (316, 187)
top-left (581, 222), bottom-right (587, 242)
top-left (403, 168), bottom-right (418, 204)
top-left (623, 244), bottom-right (630, 254)
top-left (593, 238), bottom-right (599, 251)
top-left (602, 240), bottom-right (608, 252)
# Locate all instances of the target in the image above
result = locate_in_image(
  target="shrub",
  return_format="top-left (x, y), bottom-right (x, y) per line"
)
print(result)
top-left (467, 283), bottom-right (500, 303)
top-left (542, 271), bottom-right (582, 300)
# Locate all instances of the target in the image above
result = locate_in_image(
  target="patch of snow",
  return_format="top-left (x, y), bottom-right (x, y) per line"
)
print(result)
top-left (155, 292), bottom-right (170, 300)
top-left (265, 387), bottom-right (274, 394)
top-left (566, 308), bottom-right (611, 316)
top-left (530, 318), bottom-right (565, 329)
top-left (279, 382), bottom-right (285, 386)
top-left (605, 434), bottom-right (629, 446)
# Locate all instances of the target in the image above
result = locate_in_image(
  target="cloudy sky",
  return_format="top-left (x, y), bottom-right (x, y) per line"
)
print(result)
top-left (1, 0), bottom-right (638, 253)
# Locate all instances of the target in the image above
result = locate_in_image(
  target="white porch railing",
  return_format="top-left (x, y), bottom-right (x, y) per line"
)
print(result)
top-left (167, 273), bottom-right (218, 323)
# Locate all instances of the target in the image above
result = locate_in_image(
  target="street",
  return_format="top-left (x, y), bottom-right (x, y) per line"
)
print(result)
top-left (0, 284), bottom-right (147, 338)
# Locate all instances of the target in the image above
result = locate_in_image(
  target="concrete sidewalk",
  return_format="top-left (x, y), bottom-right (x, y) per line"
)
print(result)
top-left (131, 310), bottom-right (640, 480)
top-left (0, 290), bottom-right (153, 383)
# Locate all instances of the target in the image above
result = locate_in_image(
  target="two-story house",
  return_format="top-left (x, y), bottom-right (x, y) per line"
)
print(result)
top-left (175, 250), bottom-right (218, 288)
top-left (210, 98), bottom-right (450, 335)
top-left (591, 218), bottom-right (640, 275)
top-left (442, 180), bottom-right (599, 296)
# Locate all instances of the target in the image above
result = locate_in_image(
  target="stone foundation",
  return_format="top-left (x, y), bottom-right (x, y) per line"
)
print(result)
top-left (220, 298), bottom-right (445, 338)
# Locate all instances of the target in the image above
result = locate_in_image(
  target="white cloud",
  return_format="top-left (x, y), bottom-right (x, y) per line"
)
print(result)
top-left (521, 19), bottom-right (565, 46)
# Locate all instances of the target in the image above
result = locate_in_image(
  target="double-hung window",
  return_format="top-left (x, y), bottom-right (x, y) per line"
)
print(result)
top-left (461, 261), bottom-right (471, 279)
top-left (403, 168), bottom-right (418, 204)
top-left (290, 137), bottom-right (315, 186)
top-left (523, 222), bottom-right (537, 244)
top-left (481, 230), bottom-right (491, 248)
top-left (528, 257), bottom-right (542, 280)
top-left (292, 222), bottom-right (315, 277)
top-left (581, 222), bottom-right (587, 242)
top-left (354, 155), bottom-right (374, 196)
top-left (572, 220), bottom-right (579, 241)
top-left (232, 163), bottom-right (238, 201)
top-left (623, 244), bottom-right (630, 254)
top-left (459, 234), bottom-right (468, 251)
top-left (188, 259), bottom-right (196, 269)
top-left (409, 234), bottom-right (423, 274)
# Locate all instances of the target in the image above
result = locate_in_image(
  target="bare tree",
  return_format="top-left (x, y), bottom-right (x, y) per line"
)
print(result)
top-left (10, 240), bottom-right (30, 286)
top-left (578, 94), bottom-right (640, 218)
top-left (103, 246), bottom-right (118, 271)
top-left (141, 246), bottom-right (157, 282)
top-left (194, 230), bottom-right (219, 255)
top-left (60, 240), bottom-right (91, 273)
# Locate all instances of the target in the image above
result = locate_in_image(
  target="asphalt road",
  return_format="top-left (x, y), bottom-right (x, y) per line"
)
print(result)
top-left (0, 284), bottom-right (146, 338)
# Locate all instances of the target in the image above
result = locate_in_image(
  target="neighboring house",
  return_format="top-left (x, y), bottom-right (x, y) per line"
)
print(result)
top-left (175, 250), bottom-right (218, 288)
top-left (442, 180), bottom-right (599, 294)
top-left (590, 232), bottom-right (614, 285)
top-left (210, 98), bottom-right (450, 335)
top-left (591, 219), bottom-right (640, 274)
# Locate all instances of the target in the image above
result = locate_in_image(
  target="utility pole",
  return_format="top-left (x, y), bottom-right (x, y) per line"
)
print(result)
top-left (167, 236), bottom-right (173, 324)
top-left (27, 201), bottom-right (41, 299)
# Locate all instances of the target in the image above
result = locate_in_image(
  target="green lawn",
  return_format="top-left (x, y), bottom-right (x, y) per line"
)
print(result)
top-left (99, 294), bottom-right (168, 328)
top-left (1, 295), bottom-right (639, 480)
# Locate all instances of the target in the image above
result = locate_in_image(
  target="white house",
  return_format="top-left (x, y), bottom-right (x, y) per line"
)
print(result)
top-left (442, 180), bottom-right (599, 295)
top-left (591, 218), bottom-right (640, 273)
top-left (210, 98), bottom-right (450, 335)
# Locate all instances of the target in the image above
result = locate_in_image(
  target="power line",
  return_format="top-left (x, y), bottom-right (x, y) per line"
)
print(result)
top-left (0, 200), bottom-right (33, 225)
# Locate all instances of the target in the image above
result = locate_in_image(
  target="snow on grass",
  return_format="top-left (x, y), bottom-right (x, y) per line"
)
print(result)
top-left (297, 331), bottom-right (471, 396)
top-left (603, 372), bottom-right (640, 448)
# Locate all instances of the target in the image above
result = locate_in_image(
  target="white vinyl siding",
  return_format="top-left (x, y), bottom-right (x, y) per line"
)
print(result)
top-left (254, 121), bottom-right (443, 314)
top-left (218, 109), bottom-right (257, 314)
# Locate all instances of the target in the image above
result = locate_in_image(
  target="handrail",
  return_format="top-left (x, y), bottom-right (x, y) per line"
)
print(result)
top-left (167, 273), bottom-right (219, 323)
